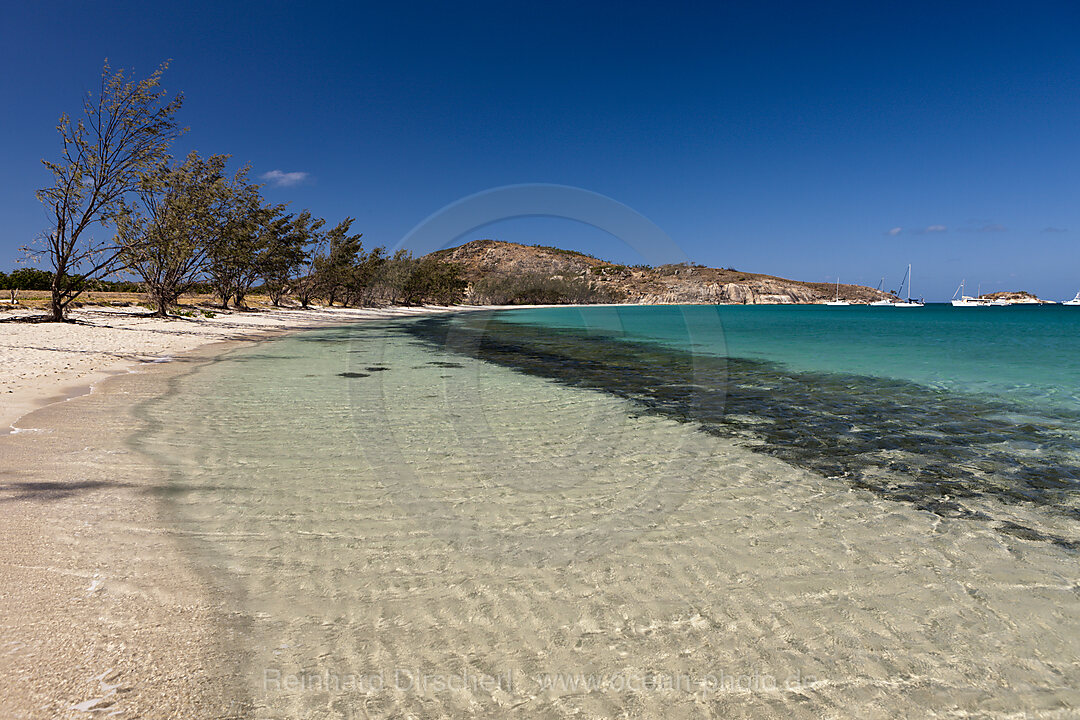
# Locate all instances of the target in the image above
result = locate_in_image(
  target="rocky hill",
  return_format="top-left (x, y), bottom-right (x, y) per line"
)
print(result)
top-left (979, 291), bottom-right (1052, 305)
top-left (427, 240), bottom-right (896, 305)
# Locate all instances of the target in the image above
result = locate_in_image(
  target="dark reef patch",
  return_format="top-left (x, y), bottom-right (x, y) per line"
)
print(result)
top-left (402, 313), bottom-right (1080, 550)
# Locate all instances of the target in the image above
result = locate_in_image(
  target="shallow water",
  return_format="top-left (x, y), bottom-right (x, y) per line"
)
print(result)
top-left (134, 307), bottom-right (1080, 718)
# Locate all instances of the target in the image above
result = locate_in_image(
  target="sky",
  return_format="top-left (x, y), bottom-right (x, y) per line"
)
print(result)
top-left (2, 0), bottom-right (1078, 301)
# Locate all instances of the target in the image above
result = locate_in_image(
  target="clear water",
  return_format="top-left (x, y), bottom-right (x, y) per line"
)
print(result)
top-left (497, 303), bottom-right (1080, 411)
top-left (135, 306), bottom-right (1080, 718)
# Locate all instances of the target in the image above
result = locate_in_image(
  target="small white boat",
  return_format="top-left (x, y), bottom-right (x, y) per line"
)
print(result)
top-left (951, 280), bottom-right (989, 307)
top-left (825, 278), bottom-right (851, 306)
top-left (1064, 292), bottom-right (1080, 306)
top-left (869, 277), bottom-right (894, 306)
top-left (892, 264), bottom-right (924, 307)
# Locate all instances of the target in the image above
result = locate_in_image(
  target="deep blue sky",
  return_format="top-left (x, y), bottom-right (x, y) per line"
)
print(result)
top-left (2, 1), bottom-right (1078, 300)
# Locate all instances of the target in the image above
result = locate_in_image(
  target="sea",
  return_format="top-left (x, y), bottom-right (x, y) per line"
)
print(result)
top-left (134, 304), bottom-right (1080, 718)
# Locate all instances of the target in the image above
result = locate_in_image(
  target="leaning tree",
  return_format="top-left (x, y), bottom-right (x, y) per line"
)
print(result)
top-left (33, 61), bottom-right (183, 321)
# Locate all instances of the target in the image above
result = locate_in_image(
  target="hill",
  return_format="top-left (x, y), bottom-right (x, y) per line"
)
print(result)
top-left (980, 291), bottom-right (1052, 305)
top-left (426, 240), bottom-right (896, 305)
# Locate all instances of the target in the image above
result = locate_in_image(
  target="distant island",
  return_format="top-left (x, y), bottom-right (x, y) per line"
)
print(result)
top-left (431, 240), bottom-right (897, 305)
top-left (977, 291), bottom-right (1054, 305)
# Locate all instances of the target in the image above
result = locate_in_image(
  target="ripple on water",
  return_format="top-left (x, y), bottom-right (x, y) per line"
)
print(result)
top-left (134, 319), bottom-right (1080, 718)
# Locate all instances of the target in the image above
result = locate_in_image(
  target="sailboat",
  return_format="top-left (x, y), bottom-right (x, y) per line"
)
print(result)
top-left (869, 277), bottom-right (895, 306)
top-left (1064, 291), bottom-right (1080, 306)
top-left (891, 264), bottom-right (924, 307)
top-left (825, 278), bottom-right (851, 306)
top-left (951, 279), bottom-right (989, 307)
top-left (983, 285), bottom-right (1011, 306)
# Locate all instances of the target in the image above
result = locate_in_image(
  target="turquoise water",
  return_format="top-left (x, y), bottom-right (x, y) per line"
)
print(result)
top-left (494, 303), bottom-right (1080, 410)
top-left (408, 305), bottom-right (1080, 546)
top-left (136, 306), bottom-right (1080, 718)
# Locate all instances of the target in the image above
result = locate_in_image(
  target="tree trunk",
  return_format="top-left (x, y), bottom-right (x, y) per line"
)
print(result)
top-left (150, 289), bottom-right (169, 317)
top-left (49, 284), bottom-right (66, 322)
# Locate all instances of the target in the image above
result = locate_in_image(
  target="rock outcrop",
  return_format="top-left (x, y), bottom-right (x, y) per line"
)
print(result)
top-left (428, 239), bottom-right (896, 305)
top-left (980, 291), bottom-right (1052, 305)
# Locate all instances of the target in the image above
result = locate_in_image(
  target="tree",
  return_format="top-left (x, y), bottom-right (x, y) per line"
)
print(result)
top-left (261, 210), bottom-right (323, 306)
top-left (116, 152), bottom-right (229, 316)
top-left (400, 257), bottom-right (466, 305)
top-left (204, 166), bottom-right (266, 309)
top-left (292, 234), bottom-right (325, 309)
top-left (365, 249), bottom-right (415, 305)
top-left (33, 61), bottom-right (183, 321)
top-left (1, 268), bottom-right (54, 304)
top-left (341, 246), bottom-right (387, 306)
top-left (313, 218), bottom-right (363, 306)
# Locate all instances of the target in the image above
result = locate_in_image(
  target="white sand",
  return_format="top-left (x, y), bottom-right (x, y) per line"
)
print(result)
top-left (0, 304), bottom-right (479, 432)
top-left (0, 302), bottom-right (491, 718)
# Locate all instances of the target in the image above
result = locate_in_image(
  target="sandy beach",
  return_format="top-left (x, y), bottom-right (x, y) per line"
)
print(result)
top-left (0, 304), bottom-right (477, 433)
top-left (4, 304), bottom-right (1080, 718)
top-left (0, 304), bottom-right (477, 719)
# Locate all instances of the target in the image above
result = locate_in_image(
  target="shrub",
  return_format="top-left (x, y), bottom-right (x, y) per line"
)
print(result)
top-left (470, 273), bottom-right (621, 305)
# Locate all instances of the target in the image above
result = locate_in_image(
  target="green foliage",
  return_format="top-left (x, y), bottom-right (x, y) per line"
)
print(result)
top-left (203, 165), bottom-right (268, 308)
top-left (470, 273), bottom-right (620, 305)
top-left (117, 151), bottom-right (231, 315)
top-left (34, 61), bottom-right (183, 320)
top-left (359, 249), bottom-right (414, 306)
top-left (312, 217), bottom-right (363, 306)
top-left (400, 258), bottom-right (467, 305)
top-left (261, 210), bottom-right (323, 306)
top-left (0, 267), bottom-right (53, 302)
top-left (2, 268), bottom-right (54, 290)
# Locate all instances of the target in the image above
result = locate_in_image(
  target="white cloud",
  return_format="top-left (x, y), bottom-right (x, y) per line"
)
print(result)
top-left (260, 170), bottom-right (309, 187)
top-left (887, 227), bottom-right (902, 236)
top-left (924, 224), bottom-right (947, 233)
top-left (1042, 226), bottom-right (1067, 233)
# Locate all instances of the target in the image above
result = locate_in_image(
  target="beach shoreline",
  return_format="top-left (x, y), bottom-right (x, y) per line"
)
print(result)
top-left (5, 302), bottom-right (1080, 717)
top-left (0, 304), bottom-right (496, 433)
top-left (0, 303), bottom-right (492, 718)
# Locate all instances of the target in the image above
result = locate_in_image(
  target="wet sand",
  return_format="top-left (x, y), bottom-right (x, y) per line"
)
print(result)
top-left (0, 305), bottom-right (475, 433)
top-left (0, 305), bottom-right (488, 718)
top-left (0, 348), bottom-right (247, 718)
top-left (4, 307), bottom-right (1080, 718)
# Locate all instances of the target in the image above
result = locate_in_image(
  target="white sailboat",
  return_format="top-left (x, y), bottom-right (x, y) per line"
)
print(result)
top-left (1064, 291), bottom-right (1080, 306)
top-left (869, 277), bottom-right (895, 306)
top-left (951, 279), bottom-right (989, 307)
top-left (891, 264), bottom-right (924, 307)
top-left (825, 278), bottom-right (851, 306)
